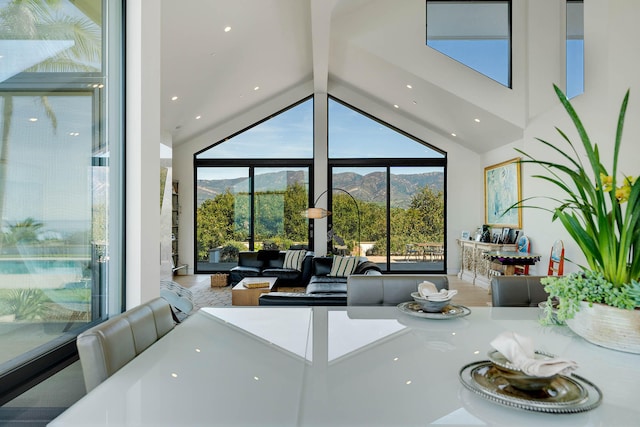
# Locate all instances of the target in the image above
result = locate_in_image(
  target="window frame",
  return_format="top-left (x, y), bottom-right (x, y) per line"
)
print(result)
top-left (194, 96), bottom-right (314, 272)
top-left (0, 0), bottom-right (124, 405)
top-left (426, 0), bottom-right (513, 88)
top-left (327, 96), bottom-right (447, 273)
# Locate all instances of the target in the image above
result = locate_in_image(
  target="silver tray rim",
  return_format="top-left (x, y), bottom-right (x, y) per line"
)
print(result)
top-left (459, 361), bottom-right (603, 413)
top-left (396, 301), bottom-right (471, 319)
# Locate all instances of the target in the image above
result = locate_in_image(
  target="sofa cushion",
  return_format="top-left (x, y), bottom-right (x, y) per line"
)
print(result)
top-left (328, 256), bottom-right (358, 277)
top-left (237, 251), bottom-right (263, 268)
top-left (307, 280), bottom-right (347, 294)
top-left (283, 249), bottom-right (307, 271)
top-left (258, 292), bottom-right (347, 306)
top-left (312, 257), bottom-right (334, 276)
top-left (261, 268), bottom-right (301, 281)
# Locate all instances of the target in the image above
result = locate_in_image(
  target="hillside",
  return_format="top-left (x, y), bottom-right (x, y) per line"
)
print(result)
top-left (197, 170), bottom-right (444, 208)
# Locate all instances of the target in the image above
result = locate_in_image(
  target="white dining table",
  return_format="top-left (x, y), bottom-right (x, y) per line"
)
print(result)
top-left (49, 306), bottom-right (640, 426)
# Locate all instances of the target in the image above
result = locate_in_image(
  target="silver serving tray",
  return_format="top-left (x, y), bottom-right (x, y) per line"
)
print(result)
top-left (396, 301), bottom-right (471, 319)
top-left (459, 361), bottom-right (603, 413)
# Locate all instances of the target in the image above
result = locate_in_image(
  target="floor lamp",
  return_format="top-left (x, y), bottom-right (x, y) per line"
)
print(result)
top-left (302, 188), bottom-right (361, 256)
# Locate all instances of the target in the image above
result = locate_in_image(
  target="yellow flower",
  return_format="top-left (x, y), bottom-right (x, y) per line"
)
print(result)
top-left (614, 175), bottom-right (636, 202)
top-left (600, 173), bottom-right (613, 192)
top-left (616, 186), bottom-right (630, 202)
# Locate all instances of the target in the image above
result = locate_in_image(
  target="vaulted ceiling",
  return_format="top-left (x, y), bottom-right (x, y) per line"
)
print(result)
top-left (161, 0), bottom-right (524, 153)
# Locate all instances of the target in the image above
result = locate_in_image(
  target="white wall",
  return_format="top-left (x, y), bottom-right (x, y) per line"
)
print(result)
top-left (484, 0), bottom-right (640, 276)
top-left (126, 0), bottom-right (161, 308)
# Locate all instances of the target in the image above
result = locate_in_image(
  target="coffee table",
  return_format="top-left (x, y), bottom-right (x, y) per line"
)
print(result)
top-left (231, 277), bottom-right (278, 306)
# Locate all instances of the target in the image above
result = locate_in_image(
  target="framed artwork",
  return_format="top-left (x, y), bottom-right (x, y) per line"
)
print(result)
top-left (484, 157), bottom-right (522, 228)
top-left (461, 230), bottom-right (470, 240)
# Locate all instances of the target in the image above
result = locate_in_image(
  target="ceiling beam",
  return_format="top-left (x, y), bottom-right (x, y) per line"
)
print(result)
top-left (310, 0), bottom-right (337, 93)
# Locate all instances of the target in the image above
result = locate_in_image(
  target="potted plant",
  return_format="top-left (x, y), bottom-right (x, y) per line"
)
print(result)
top-left (515, 85), bottom-right (640, 353)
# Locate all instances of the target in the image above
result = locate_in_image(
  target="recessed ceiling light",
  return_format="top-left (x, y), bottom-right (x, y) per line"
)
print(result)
top-left (171, 96), bottom-right (178, 101)
top-left (393, 104), bottom-right (399, 109)
top-left (69, 132), bottom-right (80, 136)
top-left (195, 115), bottom-right (202, 120)
top-left (0, 55), bottom-right (4, 59)
top-left (29, 118), bottom-right (38, 122)
top-left (224, 26), bottom-right (231, 32)
top-left (451, 133), bottom-right (457, 137)
top-left (254, 86), bottom-right (260, 91)
top-left (474, 118), bottom-right (480, 123)
top-left (412, 100), bottom-right (417, 105)
top-left (406, 84), bottom-right (412, 89)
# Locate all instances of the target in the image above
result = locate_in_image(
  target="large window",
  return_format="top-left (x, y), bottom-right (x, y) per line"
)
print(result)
top-left (566, 0), bottom-right (584, 98)
top-left (195, 98), bottom-right (313, 273)
top-left (0, 0), bottom-right (123, 403)
top-left (426, 1), bottom-right (511, 87)
top-left (329, 98), bottom-right (446, 273)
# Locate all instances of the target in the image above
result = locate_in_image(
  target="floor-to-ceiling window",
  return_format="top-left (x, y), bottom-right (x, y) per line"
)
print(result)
top-left (194, 98), bottom-right (313, 273)
top-left (328, 98), bottom-right (446, 273)
top-left (0, 0), bottom-right (123, 403)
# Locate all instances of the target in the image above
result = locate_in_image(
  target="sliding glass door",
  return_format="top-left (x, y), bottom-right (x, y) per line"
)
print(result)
top-left (195, 166), bottom-right (310, 272)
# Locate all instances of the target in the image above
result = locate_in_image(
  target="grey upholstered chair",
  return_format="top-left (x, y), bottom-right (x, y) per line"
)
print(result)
top-left (76, 297), bottom-right (175, 392)
top-left (347, 274), bottom-right (449, 306)
top-left (490, 276), bottom-right (549, 307)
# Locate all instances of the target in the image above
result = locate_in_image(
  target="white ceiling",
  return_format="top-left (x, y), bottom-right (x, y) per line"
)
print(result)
top-left (161, 0), bottom-right (524, 153)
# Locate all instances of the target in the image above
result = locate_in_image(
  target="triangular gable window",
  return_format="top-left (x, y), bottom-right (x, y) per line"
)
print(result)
top-left (197, 97), bottom-right (313, 159)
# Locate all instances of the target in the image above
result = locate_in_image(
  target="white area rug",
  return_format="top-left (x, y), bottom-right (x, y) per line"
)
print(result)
top-left (190, 281), bottom-right (232, 309)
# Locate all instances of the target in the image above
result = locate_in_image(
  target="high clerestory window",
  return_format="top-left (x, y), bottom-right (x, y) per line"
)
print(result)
top-left (566, 0), bottom-right (584, 98)
top-left (426, 1), bottom-right (511, 88)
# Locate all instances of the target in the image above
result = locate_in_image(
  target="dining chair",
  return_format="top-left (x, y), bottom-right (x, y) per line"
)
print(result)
top-left (347, 274), bottom-right (449, 306)
top-left (490, 276), bottom-right (549, 307)
top-left (76, 297), bottom-right (175, 392)
top-left (404, 244), bottom-right (420, 262)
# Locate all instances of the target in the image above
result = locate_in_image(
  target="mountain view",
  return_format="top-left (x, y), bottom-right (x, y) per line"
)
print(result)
top-left (197, 170), bottom-right (444, 208)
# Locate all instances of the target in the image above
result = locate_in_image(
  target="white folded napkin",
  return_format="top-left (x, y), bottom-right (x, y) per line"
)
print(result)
top-left (418, 281), bottom-right (438, 296)
top-left (418, 281), bottom-right (458, 301)
top-left (427, 289), bottom-right (458, 301)
top-left (490, 331), bottom-right (578, 377)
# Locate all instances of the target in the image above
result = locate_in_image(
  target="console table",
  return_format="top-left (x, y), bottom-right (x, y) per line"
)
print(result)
top-left (483, 251), bottom-right (542, 276)
top-left (457, 239), bottom-right (516, 288)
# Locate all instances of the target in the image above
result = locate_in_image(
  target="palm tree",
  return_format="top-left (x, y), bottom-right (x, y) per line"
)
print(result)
top-left (0, 0), bottom-right (101, 222)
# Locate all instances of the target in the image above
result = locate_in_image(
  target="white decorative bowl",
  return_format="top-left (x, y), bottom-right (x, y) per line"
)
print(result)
top-left (411, 292), bottom-right (451, 313)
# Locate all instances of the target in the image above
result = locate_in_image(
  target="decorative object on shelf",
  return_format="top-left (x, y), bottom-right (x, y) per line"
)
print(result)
top-left (484, 157), bottom-right (522, 228)
top-left (302, 187), bottom-right (360, 255)
top-left (514, 85), bottom-right (640, 353)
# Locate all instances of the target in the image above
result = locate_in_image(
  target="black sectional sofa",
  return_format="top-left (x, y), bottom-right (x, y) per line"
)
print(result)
top-left (306, 256), bottom-right (382, 294)
top-left (229, 250), bottom-right (315, 287)
top-left (258, 256), bottom-right (382, 306)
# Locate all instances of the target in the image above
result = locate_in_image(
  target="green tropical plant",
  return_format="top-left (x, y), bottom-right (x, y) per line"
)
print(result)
top-left (515, 85), bottom-right (640, 320)
top-left (7, 288), bottom-right (48, 320)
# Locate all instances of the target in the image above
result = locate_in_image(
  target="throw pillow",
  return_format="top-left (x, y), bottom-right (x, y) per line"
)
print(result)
top-left (328, 256), bottom-right (358, 277)
top-left (283, 249), bottom-right (307, 271)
